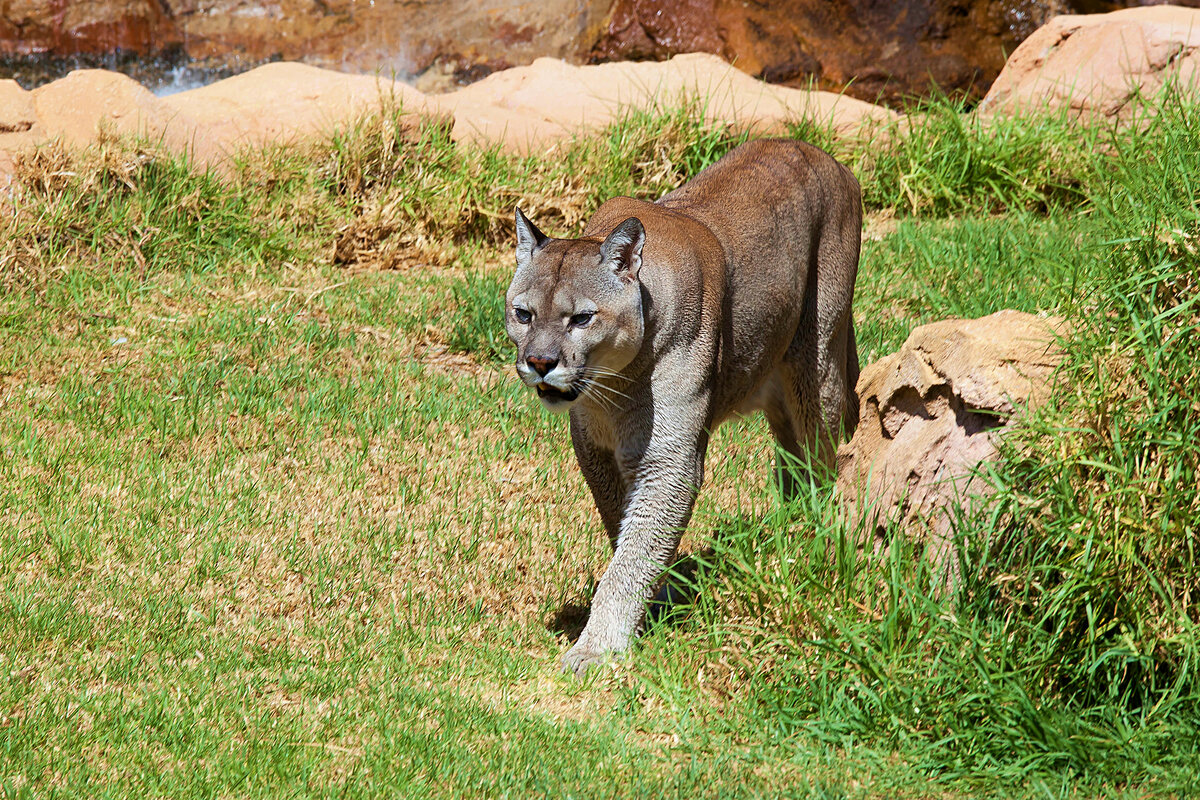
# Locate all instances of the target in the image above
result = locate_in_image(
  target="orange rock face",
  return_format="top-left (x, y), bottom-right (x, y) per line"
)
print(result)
top-left (0, 0), bottom-right (180, 56)
top-left (1, 0), bottom-right (611, 88)
top-left (591, 0), bottom-right (1085, 104)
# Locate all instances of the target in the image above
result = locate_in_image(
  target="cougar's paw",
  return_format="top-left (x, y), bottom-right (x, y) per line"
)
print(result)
top-left (561, 642), bottom-right (619, 677)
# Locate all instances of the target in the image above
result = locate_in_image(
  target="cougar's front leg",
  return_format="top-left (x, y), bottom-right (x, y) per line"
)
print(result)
top-left (571, 423), bottom-right (627, 551)
top-left (563, 427), bottom-right (709, 676)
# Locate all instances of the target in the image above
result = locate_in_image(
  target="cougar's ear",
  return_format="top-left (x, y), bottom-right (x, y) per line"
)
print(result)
top-left (600, 217), bottom-right (644, 284)
top-left (514, 206), bottom-right (548, 264)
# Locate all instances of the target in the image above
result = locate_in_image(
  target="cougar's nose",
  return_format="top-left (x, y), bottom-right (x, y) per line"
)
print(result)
top-left (526, 356), bottom-right (558, 377)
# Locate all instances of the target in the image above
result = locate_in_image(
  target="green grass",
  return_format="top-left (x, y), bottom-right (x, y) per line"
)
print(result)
top-left (1, 90), bottom-right (1198, 797)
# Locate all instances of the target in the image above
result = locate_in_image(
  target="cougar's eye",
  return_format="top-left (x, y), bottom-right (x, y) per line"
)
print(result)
top-left (513, 307), bottom-right (532, 324)
top-left (569, 311), bottom-right (594, 328)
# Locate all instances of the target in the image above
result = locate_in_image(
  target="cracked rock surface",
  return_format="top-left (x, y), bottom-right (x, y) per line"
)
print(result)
top-left (835, 310), bottom-right (1066, 577)
top-left (980, 5), bottom-right (1200, 119)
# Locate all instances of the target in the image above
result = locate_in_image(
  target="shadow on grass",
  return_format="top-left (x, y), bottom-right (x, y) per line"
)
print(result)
top-left (546, 517), bottom-right (757, 642)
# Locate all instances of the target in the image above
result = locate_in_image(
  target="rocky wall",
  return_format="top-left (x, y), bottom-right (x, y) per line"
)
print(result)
top-left (5, 0), bottom-right (1200, 102)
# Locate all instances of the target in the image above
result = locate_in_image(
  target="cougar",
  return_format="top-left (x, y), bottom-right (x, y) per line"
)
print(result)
top-left (504, 139), bottom-right (861, 675)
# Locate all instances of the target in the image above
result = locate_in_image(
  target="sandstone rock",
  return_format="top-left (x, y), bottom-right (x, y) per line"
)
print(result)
top-left (30, 69), bottom-right (178, 146)
top-left (433, 53), bottom-right (896, 153)
top-left (0, 53), bottom-right (895, 176)
top-left (590, 0), bottom-right (1082, 106)
top-left (0, 78), bottom-right (38, 181)
top-left (159, 62), bottom-right (433, 163)
top-left (980, 6), bottom-right (1200, 118)
top-left (835, 311), bottom-right (1065, 576)
top-left (0, 78), bottom-right (37, 134)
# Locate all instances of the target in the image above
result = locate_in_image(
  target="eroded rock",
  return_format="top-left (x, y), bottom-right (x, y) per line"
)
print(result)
top-left (9, 0), bottom-right (1193, 106)
top-left (835, 310), bottom-right (1066, 575)
top-left (0, 0), bottom-right (612, 89)
top-left (0, 53), bottom-right (895, 176)
top-left (980, 6), bottom-right (1200, 118)
top-left (435, 53), bottom-right (895, 153)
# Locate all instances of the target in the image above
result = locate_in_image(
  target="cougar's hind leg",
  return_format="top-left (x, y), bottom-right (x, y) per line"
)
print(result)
top-left (812, 189), bottom-right (862, 449)
top-left (844, 320), bottom-right (861, 433)
top-left (769, 210), bottom-right (859, 497)
top-left (764, 364), bottom-right (821, 502)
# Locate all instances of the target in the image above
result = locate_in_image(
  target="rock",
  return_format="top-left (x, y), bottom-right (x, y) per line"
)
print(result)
top-left (0, 78), bottom-right (38, 181)
top-left (0, 79), bottom-right (37, 134)
top-left (590, 0), bottom-right (1082, 106)
top-left (0, 53), bottom-right (894, 176)
top-left (980, 6), bottom-right (1200, 118)
top-left (8, 0), bottom-right (1190, 106)
top-left (158, 62), bottom-right (433, 164)
top-left (433, 53), bottom-right (896, 154)
top-left (0, 0), bottom-right (179, 57)
top-left (1, 0), bottom-right (612, 89)
top-left (835, 311), bottom-right (1065, 576)
top-left (30, 69), bottom-right (175, 147)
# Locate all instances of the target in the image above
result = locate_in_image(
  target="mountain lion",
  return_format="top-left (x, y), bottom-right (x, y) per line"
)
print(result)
top-left (505, 139), bottom-right (861, 675)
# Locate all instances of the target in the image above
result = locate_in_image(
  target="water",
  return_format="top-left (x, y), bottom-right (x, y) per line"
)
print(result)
top-left (0, 50), bottom-right (256, 95)
top-left (148, 64), bottom-right (226, 97)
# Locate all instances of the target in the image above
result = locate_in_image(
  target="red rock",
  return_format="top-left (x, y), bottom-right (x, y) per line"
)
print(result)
top-left (0, 0), bottom-right (611, 90)
top-left (10, 0), bottom-right (1198, 108)
top-left (590, 0), bottom-right (1091, 105)
top-left (0, 0), bottom-right (179, 56)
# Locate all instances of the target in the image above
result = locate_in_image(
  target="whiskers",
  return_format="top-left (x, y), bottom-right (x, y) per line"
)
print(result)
top-left (578, 366), bottom-right (633, 413)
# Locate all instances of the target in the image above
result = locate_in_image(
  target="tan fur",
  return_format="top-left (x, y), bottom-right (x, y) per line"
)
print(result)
top-left (505, 139), bottom-right (862, 675)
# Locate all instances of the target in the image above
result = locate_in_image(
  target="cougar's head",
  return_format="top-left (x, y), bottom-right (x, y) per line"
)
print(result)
top-left (505, 207), bottom-right (645, 413)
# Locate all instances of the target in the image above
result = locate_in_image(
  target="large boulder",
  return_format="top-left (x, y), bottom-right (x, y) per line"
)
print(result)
top-left (835, 311), bottom-right (1065, 574)
top-left (980, 5), bottom-right (1200, 118)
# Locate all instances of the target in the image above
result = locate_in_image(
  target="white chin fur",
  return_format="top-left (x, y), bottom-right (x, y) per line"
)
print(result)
top-left (539, 396), bottom-right (574, 414)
